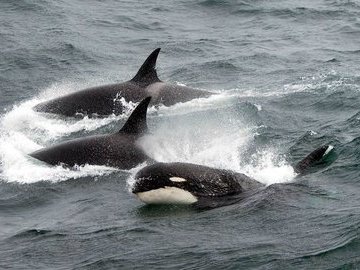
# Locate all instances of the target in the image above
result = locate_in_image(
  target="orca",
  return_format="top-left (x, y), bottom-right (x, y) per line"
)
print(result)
top-left (132, 145), bottom-right (334, 208)
top-left (34, 48), bottom-right (213, 117)
top-left (30, 97), bottom-right (154, 169)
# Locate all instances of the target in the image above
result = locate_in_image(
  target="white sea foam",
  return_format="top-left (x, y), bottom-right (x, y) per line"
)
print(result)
top-left (138, 106), bottom-right (297, 186)
top-left (148, 92), bottom-right (239, 117)
top-left (0, 134), bottom-right (118, 184)
top-left (0, 81), bottom-right (129, 183)
top-left (222, 71), bottom-right (346, 99)
top-left (1, 81), bottom-right (297, 185)
top-left (138, 132), bottom-right (296, 186)
top-left (242, 150), bottom-right (296, 185)
top-left (2, 90), bottom-right (139, 143)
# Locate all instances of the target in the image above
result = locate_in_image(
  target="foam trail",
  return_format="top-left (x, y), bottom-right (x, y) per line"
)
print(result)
top-left (0, 81), bottom-right (139, 183)
top-left (2, 99), bottom-right (137, 143)
top-left (149, 93), bottom-right (239, 117)
top-left (0, 129), bottom-right (119, 184)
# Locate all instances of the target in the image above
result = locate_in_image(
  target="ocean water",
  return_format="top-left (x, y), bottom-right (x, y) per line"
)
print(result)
top-left (1, 0), bottom-right (360, 269)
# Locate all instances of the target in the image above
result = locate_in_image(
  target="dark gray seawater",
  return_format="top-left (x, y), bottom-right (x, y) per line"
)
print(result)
top-left (1, 0), bottom-right (360, 269)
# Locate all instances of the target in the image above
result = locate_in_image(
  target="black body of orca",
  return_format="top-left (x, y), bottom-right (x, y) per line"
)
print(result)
top-left (34, 48), bottom-right (212, 116)
top-left (30, 97), bottom-right (153, 169)
top-left (132, 145), bottom-right (334, 208)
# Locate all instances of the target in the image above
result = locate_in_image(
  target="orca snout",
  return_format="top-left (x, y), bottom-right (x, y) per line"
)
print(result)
top-left (132, 175), bottom-right (163, 194)
top-left (132, 167), bottom-right (173, 195)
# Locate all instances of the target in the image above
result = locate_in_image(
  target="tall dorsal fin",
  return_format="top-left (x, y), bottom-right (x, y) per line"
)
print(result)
top-left (119, 97), bottom-right (151, 135)
top-left (131, 48), bottom-right (161, 85)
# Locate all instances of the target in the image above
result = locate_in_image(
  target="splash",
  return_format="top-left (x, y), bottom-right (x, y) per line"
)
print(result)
top-left (0, 81), bottom-right (133, 183)
top-left (0, 127), bottom-right (119, 184)
top-left (149, 92), bottom-right (239, 117)
top-left (2, 99), bottom-right (124, 142)
top-left (1, 83), bottom-right (140, 142)
top-left (126, 162), bottom-right (150, 192)
top-left (139, 132), bottom-right (296, 186)
top-left (1, 81), bottom-right (296, 185)
top-left (242, 150), bottom-right (296, 185)
top-left (138, 103), bottom-right (297, 186)
top-left (0, 133), bottom-right (118, 184)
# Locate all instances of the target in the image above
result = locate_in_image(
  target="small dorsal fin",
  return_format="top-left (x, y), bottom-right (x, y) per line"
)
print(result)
top-left (131, 48), bottom-right (161, 85)
top-left (294, 145), bottom-right (334, 174)
top-left (119, 97), bottom-right (151, 135)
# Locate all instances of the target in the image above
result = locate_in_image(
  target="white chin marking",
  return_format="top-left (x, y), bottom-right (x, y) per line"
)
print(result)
top-left (170, 177), bottom-right (187, 182)
top-left (324, 145), bottom-right (334, 156)
top-left (135, 187), bottom-right (198, 205)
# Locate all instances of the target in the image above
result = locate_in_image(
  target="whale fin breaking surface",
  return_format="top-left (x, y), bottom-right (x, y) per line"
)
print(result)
top-left (294, 145), bottom-right (334, 174)
top-left (131, 48), bottom-right (161, 85)
top-left (119, 97), bottom-right (151, 135)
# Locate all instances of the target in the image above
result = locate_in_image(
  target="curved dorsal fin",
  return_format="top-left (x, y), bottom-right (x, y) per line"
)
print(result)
top-left (119, 97), bottom-right (151, 135)
top-left (131, 48), bottom-right (161, 85)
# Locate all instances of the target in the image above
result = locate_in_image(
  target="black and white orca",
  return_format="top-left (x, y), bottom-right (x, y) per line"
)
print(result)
top-left (30, 97), bottom-right (154, 169)
top-left (34, 48), bottom-right (212, 116)
top-left (132, 145), bottom-right (334, 207)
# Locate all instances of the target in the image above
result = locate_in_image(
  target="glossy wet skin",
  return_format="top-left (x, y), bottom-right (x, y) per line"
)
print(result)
top-left (34, 48), bottom-right (213, 117)
top-left (33, 82), bottom-right (144, 116)
top-left (132, 145), bottom-right (334, 207)
top-left (30, 133), bottom-right (150, 169)
top-left (133, 162), bottom-right (264, 198)
top-left (30, 97), bottom-right (153, 169)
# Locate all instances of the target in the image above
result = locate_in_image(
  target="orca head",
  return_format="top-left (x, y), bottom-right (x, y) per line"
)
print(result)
top-left (132, 162), bottom-right (252, 206)
top-left (132, 163), bottom-right (198, 205)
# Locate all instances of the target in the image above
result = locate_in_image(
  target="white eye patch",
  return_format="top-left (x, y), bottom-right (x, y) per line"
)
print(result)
top-left (169, 177), bottom-right (187, 182)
